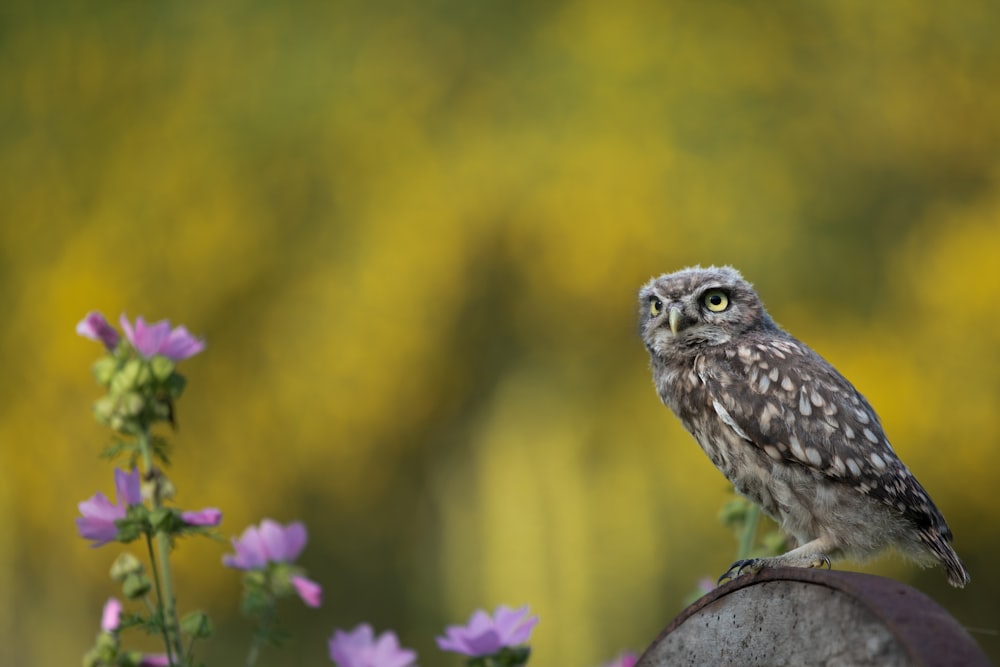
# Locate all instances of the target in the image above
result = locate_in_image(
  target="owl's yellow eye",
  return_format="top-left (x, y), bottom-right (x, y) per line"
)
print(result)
top-left (703, 289), bottom-right (729, 312)
top-left (650, 298), bottom-right (663, 316)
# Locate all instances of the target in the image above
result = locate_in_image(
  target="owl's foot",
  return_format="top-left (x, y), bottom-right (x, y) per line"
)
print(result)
top-left (717, 553), bottom-right (831, 584)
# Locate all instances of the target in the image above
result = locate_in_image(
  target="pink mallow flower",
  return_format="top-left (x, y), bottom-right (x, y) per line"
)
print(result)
top-left (329, 624), bottom-right (416, 667)
top-left (97, 597), bottom-right (167, 666)
top-left (223, 519), bottom-right (321, 607)
top-left (76, 468), bottom-right (142, 547)
top-left (600, 652), bottom-right (638, 667)
top-left (101, 598), bottom-right (122, 633)
top-left (181, 508), bottom-right (223, 527)
top-left (120, 314), bottom-right (205, 361)
top-left (77, 312), bottom-right (121, 351)
top-left (436, 605), bottom-right (539, 657)
top-left (292, 575), bottom-right (323, 608)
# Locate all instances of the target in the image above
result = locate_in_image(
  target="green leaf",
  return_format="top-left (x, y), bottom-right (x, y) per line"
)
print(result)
top-left (181, 610), bottom-right (214, 639)
top-left (148, 507), bottom-right (177, 532)
top-left (164, 372), bottom-right (187, 399)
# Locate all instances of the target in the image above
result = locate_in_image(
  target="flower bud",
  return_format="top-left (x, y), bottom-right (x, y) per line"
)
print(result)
top-left (110, 553), bottom-right (145, 581)
top-left (92, 397), bottom-right (115, 425)
top-left (122, 572), bottom-right (152, 599)
top-left (112, 359), bottom-right (143, 394)
top-left (150, 356), bottom-right (175, 382)
top-left (120, 391), bottom-right (145, 417)
top-left (93, 357), bottom-right (119, 387)
top-left (181, 610), bottom-right (213, 639)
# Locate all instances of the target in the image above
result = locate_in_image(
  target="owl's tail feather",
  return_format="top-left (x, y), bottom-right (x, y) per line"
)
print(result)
top-left (921, 529), bottom-right (971, 587)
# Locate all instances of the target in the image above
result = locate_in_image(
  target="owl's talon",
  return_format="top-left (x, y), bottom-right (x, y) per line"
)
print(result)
top-left (814, 554), bottom-right (832, 570)
top-left (718, 558), bottom-right (759, 584)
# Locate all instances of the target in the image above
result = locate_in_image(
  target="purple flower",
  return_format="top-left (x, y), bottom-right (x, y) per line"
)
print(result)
top-left (436, 605), bottom-right (539, 657)
top-left (223, 519), bottom-right (321, 607)
top-left (329, 624), bottom-right (416, 667)
top-left (292, 575), bottom-right (323, 608)
top-left (120, 314), bottom-right (205, 361)
top-left (223, 519), bottom-right (308, 569)
top-left (101, 597), bottom-right (122, 633)
top-left (181, 507), bottom-right (223, 527)
top-left (76, 468), bottom-right (142, 547)
top-left (77, 312), bottom-right (121, 351)
top-left (139, 655), bottom-right (171, 667)
top-left (600, 652), bottom-right (638, 667)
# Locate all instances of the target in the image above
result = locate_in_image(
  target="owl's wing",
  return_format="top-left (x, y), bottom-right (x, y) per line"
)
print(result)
top-left (698, 337), bottom-right (944, 534)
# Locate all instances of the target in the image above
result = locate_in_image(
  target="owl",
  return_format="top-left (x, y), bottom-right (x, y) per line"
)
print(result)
top-left (638, 266), bottom-right (969, 587)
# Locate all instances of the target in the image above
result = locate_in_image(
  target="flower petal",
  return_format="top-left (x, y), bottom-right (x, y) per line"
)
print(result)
top-left (101, 597), bottom-right (122, 633)
top-left (76, 312), bottom-right (120, 350)
top-left (181, 507), bottom-right (222, 526)
top-left (372, 631), bottom-right (417, 667)
top-left (160, 325), bottom-right (205, 361)
top-left (114, 468), bottom-right (143, 507)
top-left (330, 624), bottom-right (416, 667)
top-left (76, 492), bottom-right (125, 546)
top-left (290, 575), bottom-right (322, 608)
top-left (222, 524), bottom-right (267, 570)
top-left (280, 521), bottom-right (308, 562)
top-left (257, 519), bottom-right (287, 561)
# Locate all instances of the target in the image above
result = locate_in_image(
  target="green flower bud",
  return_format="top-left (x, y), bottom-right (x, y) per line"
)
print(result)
top-left (718, 497), bottom-right (749, 528)
top-left (119, 391), bottom-right (145, 417)
top-left (122, 572), bottom-right (152, 599)
top-left (111, 359), bottom-right (142, 394)
top-left (110, 553), bottom-right (145, 582)
top-left (92, 397), bottom-right (115, 425)
top-left (150, 355), bottom-right (175, 382)
top-left (180, 610), bottom-right (213, 639)
top-left (149, 507), bottom-right (176, 532)
top-left (92, 356), bottom-right (119, 387)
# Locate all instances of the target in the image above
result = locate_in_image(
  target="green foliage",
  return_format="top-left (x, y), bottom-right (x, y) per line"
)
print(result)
top-left (467, 646), bottom-right (531, 667)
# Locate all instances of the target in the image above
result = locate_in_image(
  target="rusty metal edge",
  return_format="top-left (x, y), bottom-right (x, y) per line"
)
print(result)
top-left (638, 568), bottom-right (991, 667)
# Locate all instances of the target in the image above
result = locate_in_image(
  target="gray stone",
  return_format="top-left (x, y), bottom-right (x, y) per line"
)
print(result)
top-left (638, 569), bottom-right (989, 667)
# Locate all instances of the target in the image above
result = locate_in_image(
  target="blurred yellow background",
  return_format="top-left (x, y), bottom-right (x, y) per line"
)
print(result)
top-left (2, 1), bottom-right (999, 664)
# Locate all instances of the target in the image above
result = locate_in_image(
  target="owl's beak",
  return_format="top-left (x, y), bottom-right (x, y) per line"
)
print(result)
top-left (668, 307), bottom-right (682, 335)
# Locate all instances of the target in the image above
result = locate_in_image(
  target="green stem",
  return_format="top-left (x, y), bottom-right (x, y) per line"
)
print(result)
top-left (737, 503), bottom-right (761, 560)
top-left (139, 429), bottom-right (185, 665)
top-left (245, 597), bottom-right (276, 667)
top-left (145, 533), bottom-right (174, 663)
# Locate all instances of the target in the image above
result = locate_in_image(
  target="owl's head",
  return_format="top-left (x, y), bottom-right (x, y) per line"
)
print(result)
top-left (638, 265), bottom-right (776, 355)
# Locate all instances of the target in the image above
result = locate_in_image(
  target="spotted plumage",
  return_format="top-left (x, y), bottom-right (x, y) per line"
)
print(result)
top-left (639, 265), bottom-right (969, 587)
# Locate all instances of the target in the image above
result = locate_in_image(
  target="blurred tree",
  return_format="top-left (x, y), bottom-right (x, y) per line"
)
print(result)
top-left (0, 0), bottom-right (998, 664)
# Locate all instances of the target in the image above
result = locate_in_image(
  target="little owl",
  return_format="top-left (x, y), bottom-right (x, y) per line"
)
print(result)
top-left (638, 265), bottom-right (969, 587)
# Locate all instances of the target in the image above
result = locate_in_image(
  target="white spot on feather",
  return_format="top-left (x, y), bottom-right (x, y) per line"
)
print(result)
top-left (846, 458), bottom-right (861, 476)
top-left (712, 400), bottom-right (751, 442)
top-left (789, 435), bottom-right (806, 462)
top-left (805, 447), bottom-right (823, 467)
